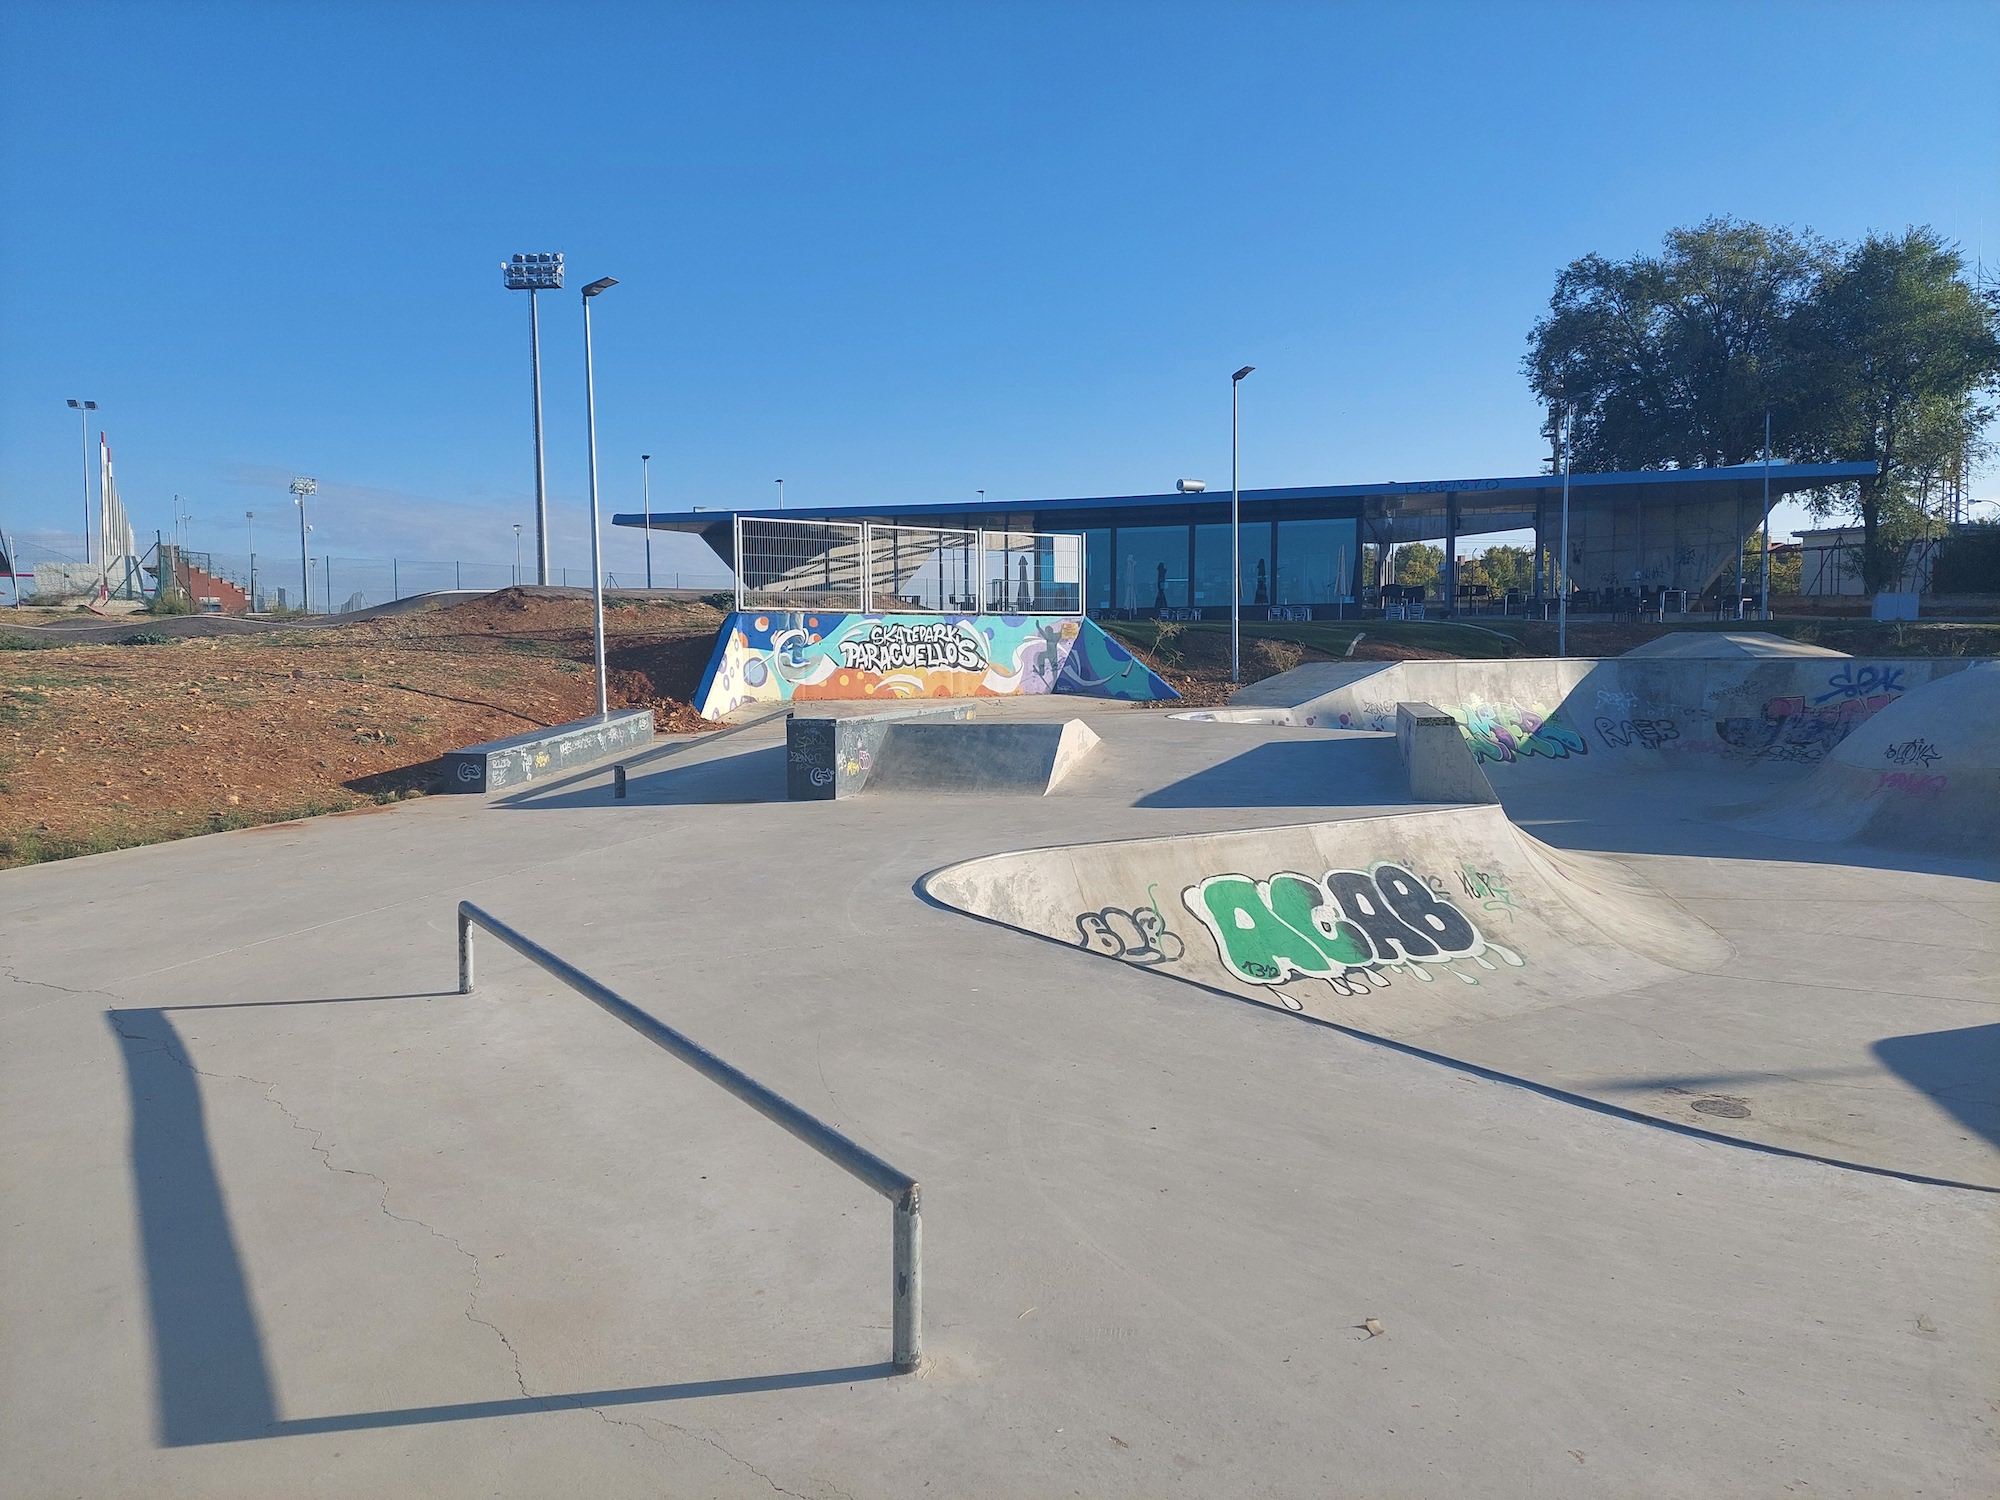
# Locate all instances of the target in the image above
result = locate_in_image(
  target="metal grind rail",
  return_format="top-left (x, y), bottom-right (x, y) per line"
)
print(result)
top-left (455, 901), bottom-right (922, 1372)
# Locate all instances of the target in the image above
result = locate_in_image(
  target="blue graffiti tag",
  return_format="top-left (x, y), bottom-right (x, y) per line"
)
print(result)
top-left (1813, 664), bottom-right (1905, 705)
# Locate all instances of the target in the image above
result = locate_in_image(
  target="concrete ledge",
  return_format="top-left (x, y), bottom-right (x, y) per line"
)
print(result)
top-left (865, 719), bottom-right (1101, 796)
top-left (1396, 701), bottom-right (1499, 804)
top-left (787, 704), bottom-right (977, 800)
top-left (441, 708), bottom-right (654, 793)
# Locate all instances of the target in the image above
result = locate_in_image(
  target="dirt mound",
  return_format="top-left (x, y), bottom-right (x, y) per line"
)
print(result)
top-left (0, 594), bottom-right (733, 866)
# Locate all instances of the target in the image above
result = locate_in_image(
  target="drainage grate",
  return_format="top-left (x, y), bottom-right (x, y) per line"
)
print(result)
top-left (1691, 1097), bottom-right (1752, 1119)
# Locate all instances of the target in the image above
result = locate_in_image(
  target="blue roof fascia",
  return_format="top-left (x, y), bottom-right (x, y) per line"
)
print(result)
top-left (611, 461), bottom-right (1877, 531)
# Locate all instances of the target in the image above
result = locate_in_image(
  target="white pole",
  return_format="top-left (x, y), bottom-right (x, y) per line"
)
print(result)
top-left (1229, 366), bottom-right (1253, 682)
top-left (78, 408), bottom-right (93, 567)
top-left (530, 288), bottom-right (550, 586)
top-left (643, 454), bottom-right (654, 589)
top-left (1231, 379), bottom-right (1240, 682)
top-left (582, 285), bottom-right (611, 719)
top-left (1557, 405), bottom-right (1571, 658)
top-left (1760, 409), bottom-right (1773, 620)
top-left (297, 494), bottom-right (310, 615)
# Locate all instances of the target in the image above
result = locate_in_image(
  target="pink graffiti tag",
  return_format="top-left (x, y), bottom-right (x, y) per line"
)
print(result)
top-left (1874, 771), bottom-right (1948, 798)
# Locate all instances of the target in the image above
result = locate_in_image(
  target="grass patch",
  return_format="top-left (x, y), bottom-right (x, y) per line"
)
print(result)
top-left (0, 796), bottom-right (365, 870)
top-left (0, 633), bottom-right (66, 651)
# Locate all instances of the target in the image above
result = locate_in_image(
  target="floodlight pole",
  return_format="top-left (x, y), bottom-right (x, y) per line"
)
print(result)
top-left (1557, 406), bottom-right (1571, 658)
top-left (504, 254), bottom-right (564, 586)
top-left (581, 276), bottom-right (619, 719)
top-left (1230, 365), bottom-right (1255, 684)
top-left (530, 289), bottom-right (549, 583)
top-left (1760, 409), bottom-right (1772, 620)
top-left (290, 477), bottom-right (316, 615)
top-left (67, 400), bottom-right (97, 566)
top-left (246, 512), bottom-right (256, 611)
top-left (642, 455), bottom-right (654, 589)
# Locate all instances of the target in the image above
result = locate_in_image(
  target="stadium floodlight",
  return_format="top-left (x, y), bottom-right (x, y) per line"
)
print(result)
top-left (580, 276), bottom-right (618, 716)
top-left (502, 251), bottom-right (565, 292)
top-left (1230, 366), bottom-right (1255, 684)
top-left (503, 252), bottom-right (564, 585)
top-left (290, 477), bottom-right (316, 615)
top-left (66, 399), bottom-right (99, 564)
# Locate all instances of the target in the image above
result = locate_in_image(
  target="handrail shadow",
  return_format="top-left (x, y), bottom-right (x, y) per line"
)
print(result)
top-left (108, 1006), bottom-right (899, 1449)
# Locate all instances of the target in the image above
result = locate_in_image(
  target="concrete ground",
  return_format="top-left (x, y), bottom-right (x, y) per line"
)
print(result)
top-left (3, 696), bottom-right (1994, 1498)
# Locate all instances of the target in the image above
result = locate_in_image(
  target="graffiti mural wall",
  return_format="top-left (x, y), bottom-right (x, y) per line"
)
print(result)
top-left (695, 611), bottom-right (1179, 719)
top-left (1178, 861), bottom-right (1524, 1003)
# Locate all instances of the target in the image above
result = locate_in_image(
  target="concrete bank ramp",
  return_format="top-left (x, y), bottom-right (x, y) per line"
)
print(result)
top-left (1734, 660), bottom-right (2000, 853)
top-left (864, 718), bottom-right (1101, 796)
top-left (1226, 656), bottom-right (1979, 790)
top-left (924, 803), bottom-right (1729, 1038)
top-left (1621, 631), bottom-right (1850, 660)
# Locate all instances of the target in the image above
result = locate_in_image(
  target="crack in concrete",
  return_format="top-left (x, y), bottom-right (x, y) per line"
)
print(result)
top-left (107, 1009), bottom-right (537, 1414)
top-left (106, 1006), bottom-right (828, 1492)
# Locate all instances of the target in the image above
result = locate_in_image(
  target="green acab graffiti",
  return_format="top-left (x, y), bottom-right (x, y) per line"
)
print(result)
top-left (1182, 861), bottom-right (1524, 1002)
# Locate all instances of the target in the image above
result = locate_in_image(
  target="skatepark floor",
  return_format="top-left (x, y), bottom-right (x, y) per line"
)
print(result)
top-left (3, 698), bottom-right (1994, 1498)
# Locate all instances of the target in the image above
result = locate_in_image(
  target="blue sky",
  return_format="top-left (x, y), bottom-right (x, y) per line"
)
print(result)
top-left (3, 0), bottom-right (1996, 581)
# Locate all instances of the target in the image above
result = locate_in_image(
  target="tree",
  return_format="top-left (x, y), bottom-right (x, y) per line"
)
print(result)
top-left (1525, 217), bottom-right (1828, 471)
top-left (1393, 542), bottom-right (1441, 592)
top-left (1474, 544), bottom-right (1534, 596)
top-left (1782, 229), bottom-right (2000, 590)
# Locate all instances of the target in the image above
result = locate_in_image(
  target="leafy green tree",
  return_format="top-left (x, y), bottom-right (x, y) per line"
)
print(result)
top-left (1472, 544), bottom-right (1534, 596)
top-left (1781, 229), bottom-right (2000, 589)
top-left (1393, 542), bottom-right (1441, 591)
top-left (1524, 217), bottom-right (1828, 470)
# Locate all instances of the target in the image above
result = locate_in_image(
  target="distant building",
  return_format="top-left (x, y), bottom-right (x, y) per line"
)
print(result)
top-left (618, 462), bottom-right (1875, 619)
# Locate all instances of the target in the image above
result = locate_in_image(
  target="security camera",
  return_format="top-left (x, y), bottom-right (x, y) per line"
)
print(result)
top-left (1176, 478), bottom-right (1207, 493)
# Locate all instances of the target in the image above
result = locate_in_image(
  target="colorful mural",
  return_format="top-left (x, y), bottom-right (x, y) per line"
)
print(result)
top-left (695, 612), bottom-right (1180, 719)
top-left (1446, 695), bottom-right (1589, 764)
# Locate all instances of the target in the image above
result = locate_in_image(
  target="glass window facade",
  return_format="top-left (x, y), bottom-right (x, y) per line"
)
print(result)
top-left (1113, 526), bottom-right (1189, 610)
top-left (1275, 519), bottom-right (1357, 605)
top-left (1193, 523), bottom-right (1274, 608)
top-left (1084, 529), bottom-right (1111, 611)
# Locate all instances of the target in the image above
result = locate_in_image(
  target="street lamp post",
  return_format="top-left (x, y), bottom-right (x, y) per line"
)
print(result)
top-left (1230, 365), bottom-right (1255, 684)
top-left (513, 524), bottom-right (523, 585)
top-left (642, 455), bottom-right (654, 589)
top-left (246, 512), bottom-right (256, 611)
top-left (1557, 407), bottom-right (1572, 658)
top-left (581, 276), bottom-right (619, 718)
top-left (1760, 409), bottom-right (1773, 621)
top-left (66, 400), bottom-right (98, 566)
top-left (504, 253), bottom-right (564, 586)
top-left (775, 478), bottom-right (785, 511)
top-left (290, 477), bottom-right (316, 615)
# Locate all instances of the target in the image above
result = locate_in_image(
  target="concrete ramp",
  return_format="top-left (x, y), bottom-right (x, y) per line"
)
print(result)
top-left (1621, 631), bottom-right (1850, 660)
top-left (1223, 657), bottom-right (1979, 787)
top-left (1734, 660), bottom-right (2000, 853)
top-left (864, 719), bottom-right (1101, 796)
top-left (923, 804), bottom-right (1729, 1038)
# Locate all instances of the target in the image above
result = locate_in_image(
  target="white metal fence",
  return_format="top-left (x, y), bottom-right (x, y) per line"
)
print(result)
top-left (735, 517), bottom-right (1082, 615)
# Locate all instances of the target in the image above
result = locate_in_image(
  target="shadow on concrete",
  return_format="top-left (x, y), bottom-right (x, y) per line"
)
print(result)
top-left (1134, 738), bottom-right (1402, 809)
top-left (148, 992), bottom-right (457, 1013)
top-left (512, 743), bottom-right (788, 809)
top-left (107, 1007), bottom-right (896, 1448)
top-left (1873, 1023), bottom-right (2000, 1151)
top-left (109, 1008), bottom-right (279, 1447)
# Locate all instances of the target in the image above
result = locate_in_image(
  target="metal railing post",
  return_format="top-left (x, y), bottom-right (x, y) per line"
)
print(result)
top-left (893, 1184), bottom-right (921, 1370)
top-left (458, 907), bottom-right (474, 994)
top-left (453, 900), bottom-right (922, 1374)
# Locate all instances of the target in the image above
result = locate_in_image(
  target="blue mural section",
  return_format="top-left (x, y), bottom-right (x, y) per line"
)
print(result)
top-left (695, 612), bottom-right (1179, 719)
